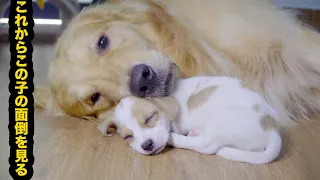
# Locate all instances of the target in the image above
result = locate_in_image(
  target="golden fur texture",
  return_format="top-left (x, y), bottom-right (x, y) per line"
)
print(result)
top-left (34, 0), bottom-right (320, 126)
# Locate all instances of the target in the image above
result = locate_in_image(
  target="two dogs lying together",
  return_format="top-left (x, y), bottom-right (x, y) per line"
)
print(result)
top-left (98, 74), bottom-right (282, 164)
top-left (34, 0), bottom-right (320, 166)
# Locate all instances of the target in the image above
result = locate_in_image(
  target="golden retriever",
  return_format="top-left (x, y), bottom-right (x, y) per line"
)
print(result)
top-left (34, 0), bottom-right (320, 127)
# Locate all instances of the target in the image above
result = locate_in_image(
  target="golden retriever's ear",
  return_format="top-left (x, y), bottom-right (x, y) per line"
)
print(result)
top-left (148, 97), bottom-right (179, 122)
top-left (34, 86), bottom-right (65, 115)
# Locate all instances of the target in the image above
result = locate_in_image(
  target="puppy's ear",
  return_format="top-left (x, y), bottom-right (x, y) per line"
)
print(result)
top-left (148, 97), bottom-right (179, 122)
top-left (34, 86), bottom-right (65, 115)
top-left (97, 107), bottom-right (117, 137)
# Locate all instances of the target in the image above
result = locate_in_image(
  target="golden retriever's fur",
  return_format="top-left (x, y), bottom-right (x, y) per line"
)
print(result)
top-left (35, 0), bottom-right (320, 126)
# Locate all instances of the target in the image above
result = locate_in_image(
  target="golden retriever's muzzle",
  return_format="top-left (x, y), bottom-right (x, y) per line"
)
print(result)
top-left (130, 64), bottom-right (173, 97)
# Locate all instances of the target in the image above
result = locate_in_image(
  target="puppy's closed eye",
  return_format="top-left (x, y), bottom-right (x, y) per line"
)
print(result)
top-left (124, 135), bottom-right (134, 144)
top-left (145, 112), bottom-right (157, 127)
top-left (124, 135), bottom-right (133, 140)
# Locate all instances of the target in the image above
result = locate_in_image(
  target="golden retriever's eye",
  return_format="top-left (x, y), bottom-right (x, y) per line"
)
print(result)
top-left (124, 135), bottom-right (133, 140)
top-left (97, 35), bottom-right (110, 51)
top-left (145, 112), bottom-right (156, 126)
top-left (91, 92), bottom-right (100, 104)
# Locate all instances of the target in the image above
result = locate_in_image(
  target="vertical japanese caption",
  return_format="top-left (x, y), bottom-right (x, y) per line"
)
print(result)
top-left (8, 0), bottom-right (35, 179)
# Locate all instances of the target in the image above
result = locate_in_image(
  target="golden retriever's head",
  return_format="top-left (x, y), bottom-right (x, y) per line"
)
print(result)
top-left (34, 1), bottom-right (182, 120)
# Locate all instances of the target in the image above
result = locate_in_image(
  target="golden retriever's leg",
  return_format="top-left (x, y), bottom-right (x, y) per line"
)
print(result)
top-left (191, 22), bottom-right (320, 125)
top-left (261, 25), bottom-right (320, 125)
top-left (291, 26), bottom-right (320, 109)
top-left (152, 0), bottom-right (319, 125)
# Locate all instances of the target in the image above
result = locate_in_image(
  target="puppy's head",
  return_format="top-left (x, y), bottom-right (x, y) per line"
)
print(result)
top-left (34, 1), bottom-right (181, 119)
top-left (111, 96), bottom-right (178, 155)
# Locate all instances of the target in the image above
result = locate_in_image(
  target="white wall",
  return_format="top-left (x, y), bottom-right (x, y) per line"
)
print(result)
top-left (272, 0), bottom-right (320, 9)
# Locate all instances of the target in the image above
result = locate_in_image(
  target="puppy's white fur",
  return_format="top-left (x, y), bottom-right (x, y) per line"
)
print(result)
top-left (112, 76), bottom-right (282, 164)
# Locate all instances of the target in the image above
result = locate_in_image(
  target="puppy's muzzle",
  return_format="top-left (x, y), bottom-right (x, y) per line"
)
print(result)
top-left (141, 139), bottom-right (154, 152)
top-left (130, 64), bottom-right (158, 97)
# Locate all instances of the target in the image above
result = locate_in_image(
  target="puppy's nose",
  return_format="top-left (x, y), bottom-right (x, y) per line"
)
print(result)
top-left (130, 64), bottom-right (157, 97)
top-left (141, 139), bottom-right (154, 151)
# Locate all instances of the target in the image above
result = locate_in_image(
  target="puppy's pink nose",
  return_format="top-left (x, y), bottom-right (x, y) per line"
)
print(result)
top-left (141, 139), bottom-right (154, 151)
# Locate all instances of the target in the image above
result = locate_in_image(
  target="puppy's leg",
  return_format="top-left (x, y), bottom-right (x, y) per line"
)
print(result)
top-left (169, 133), bottom-right (220, 154)
top-left (199, 143), bottom-right (223, 155)
top-left (168, 132), bottom-right (207, 150)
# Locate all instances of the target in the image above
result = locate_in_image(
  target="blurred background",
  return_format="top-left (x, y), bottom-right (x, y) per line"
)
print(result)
top-left (0, 0), bottom-right (319, 42)
top-left (0, 0), bottom-right (107, 42)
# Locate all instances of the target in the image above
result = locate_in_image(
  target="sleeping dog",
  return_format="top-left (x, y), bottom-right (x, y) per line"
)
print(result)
top-left (99, 76), bottom-right (282, 164)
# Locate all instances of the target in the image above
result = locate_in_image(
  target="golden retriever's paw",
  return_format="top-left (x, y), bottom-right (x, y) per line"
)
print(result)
top-left (97, 120), bottom-right (117, 137)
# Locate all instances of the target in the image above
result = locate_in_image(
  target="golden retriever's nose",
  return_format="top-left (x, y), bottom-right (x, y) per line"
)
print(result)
top-left (141, 139), bottom-right (154, 151)
top-left (130, 64), bottom-right (157, 97)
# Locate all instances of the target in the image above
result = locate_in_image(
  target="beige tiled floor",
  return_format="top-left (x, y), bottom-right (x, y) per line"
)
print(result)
top-left (0, 42), bottom-right (320, 180)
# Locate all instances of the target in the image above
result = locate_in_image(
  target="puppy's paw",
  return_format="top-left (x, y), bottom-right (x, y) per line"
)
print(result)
top-left (168, 132), bottom-right (182, 148)
top-left (187, 129), bottom-right (199, 136)
top-left (168, 132), bottom-right (175, 147)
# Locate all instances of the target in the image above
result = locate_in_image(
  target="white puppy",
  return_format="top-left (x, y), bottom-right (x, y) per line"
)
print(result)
top-left (102, 76), bottom-right (282, 164)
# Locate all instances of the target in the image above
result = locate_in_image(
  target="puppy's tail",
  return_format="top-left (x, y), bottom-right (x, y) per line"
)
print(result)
top-left (216, 130), bottom-right (282, 164)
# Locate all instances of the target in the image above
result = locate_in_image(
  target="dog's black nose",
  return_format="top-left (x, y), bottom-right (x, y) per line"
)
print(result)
top-left (141, 139), bottom-right (154, 151)
top-left (130, 64), bottom-right (157, 97)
